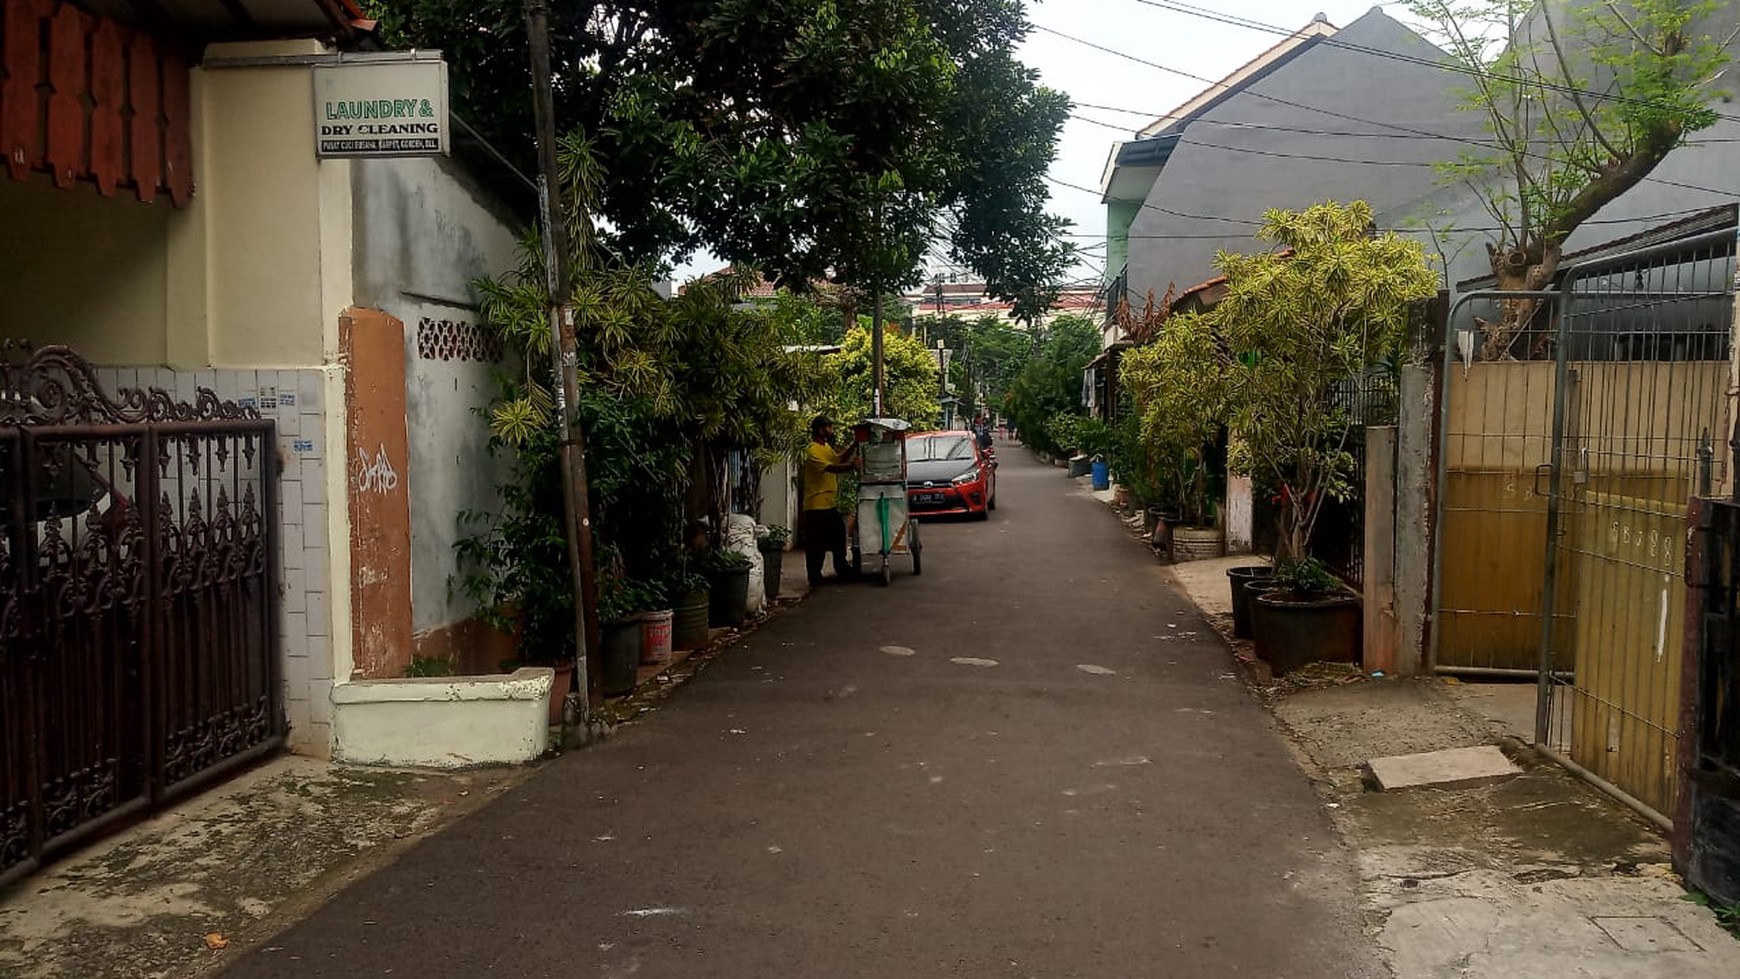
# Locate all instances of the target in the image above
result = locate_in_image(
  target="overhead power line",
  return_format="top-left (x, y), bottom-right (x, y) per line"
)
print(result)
top-left (1125, 0), bottom-right (1740, 125)
top-left (1034, 22), bottom-right (1740, 202)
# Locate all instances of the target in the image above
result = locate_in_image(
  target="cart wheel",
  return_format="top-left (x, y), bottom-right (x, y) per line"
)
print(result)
top-left (911, 546), bottom-right (922, 576)
top-left (880, 561), bottom-right (892, 586)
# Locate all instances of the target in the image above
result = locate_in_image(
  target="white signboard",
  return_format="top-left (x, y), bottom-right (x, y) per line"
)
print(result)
top-left (313, 58), bottom-right (450, 158)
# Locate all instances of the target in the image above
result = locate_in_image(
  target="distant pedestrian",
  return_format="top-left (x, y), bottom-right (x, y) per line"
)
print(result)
top-left (800, 415), bottom-right (858, 585)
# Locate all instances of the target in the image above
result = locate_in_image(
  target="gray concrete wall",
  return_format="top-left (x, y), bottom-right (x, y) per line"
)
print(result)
top-left (1125, 10), bottom-right (1488, 300)
top-left (351, 157), bottom-right (523, 637)
top-left (1395, 362), bottom-right (1436, 675)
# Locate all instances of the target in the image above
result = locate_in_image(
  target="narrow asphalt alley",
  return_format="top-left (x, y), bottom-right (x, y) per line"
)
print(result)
top-left (224, 446), bottom-right (1382, 979)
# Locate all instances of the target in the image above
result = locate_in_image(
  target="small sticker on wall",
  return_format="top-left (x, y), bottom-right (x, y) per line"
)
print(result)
top-left (293, 439), bottom-right (315, 453)
top-left (239, 397), bottom-right (257, 409)
top-left (258, 385), bottom-right (279, 410)
top-left (279, 392), bottom-right (297, 406)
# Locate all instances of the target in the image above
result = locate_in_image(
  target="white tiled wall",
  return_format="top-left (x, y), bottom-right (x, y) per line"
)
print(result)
top-left (91, 366), bottom-right (336, 756)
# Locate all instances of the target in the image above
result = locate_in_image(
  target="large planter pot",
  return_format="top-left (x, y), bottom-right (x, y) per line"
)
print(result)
top-left (1067, 454), bottom-right (1093, 478)
top-left (673, 589), bottom-right (710, 651)
top-left (1251, 591), bottom-right (1362, 677)
top-left (603, 619), bottom-right (641, 697)
top-left (1245, 579), bottom-right (1281, 660)
top-left (1227, 566), bottom-right (1274, 640)
top-left (708, 568), bottom-right (751, 627)
top-left (1170, 526), bottom-right (1226, 563)
top-left (760, 546), bottom-right (785, 602)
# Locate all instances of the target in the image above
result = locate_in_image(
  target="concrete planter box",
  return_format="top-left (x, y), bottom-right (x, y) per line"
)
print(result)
top-left (331, 667), bottom-right (553, 768)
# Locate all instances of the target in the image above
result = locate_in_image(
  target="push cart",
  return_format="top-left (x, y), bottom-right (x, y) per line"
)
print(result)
top-left (850, 417), bottom-right (922, 585)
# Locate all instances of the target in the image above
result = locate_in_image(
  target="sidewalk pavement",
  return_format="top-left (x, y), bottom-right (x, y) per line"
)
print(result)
top-left (0, 759), bottom-right (520, 979)
top-left (1159, 549), bottom-right (1740, 978)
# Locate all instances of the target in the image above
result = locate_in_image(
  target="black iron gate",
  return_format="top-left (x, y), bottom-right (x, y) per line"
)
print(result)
top-left (0, 345), bottom-right (281, 887)
top-left (1682, 495), bottom-right (1740, 906)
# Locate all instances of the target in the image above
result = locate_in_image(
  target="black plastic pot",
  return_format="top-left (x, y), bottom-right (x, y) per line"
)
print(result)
top-left (1227, 566), bottom-right (1274, 640)
top-left (1244, 578), bottom-right (1281, 660)
top-left (760, 546), bottom-right (784, 602)
top-left (673, 589), bottom-right (710, 650)
top-left (1251, 592), bottom-right (1361, 677)
top-left (602, 618), bottom-right (641, 697)
top-left (708, 568), bottom-right (751, 627)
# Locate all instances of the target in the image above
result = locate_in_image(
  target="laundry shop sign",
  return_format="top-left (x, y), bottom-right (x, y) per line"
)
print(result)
top-left (313, 58), bottom-right (450, 158)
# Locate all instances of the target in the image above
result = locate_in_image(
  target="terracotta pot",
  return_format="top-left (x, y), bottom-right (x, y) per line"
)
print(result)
top-left (547, 662), bottom-right (575, 726)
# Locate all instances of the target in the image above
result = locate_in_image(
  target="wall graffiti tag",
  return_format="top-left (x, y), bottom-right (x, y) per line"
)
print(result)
top-left (354, 444), bottom-right (400, 493)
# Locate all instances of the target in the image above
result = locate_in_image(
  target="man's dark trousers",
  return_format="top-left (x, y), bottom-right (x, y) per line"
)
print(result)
top-left (801, 508), bottom-right (849, 583)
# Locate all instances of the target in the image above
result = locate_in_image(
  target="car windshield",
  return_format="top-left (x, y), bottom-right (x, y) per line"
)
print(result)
top-left (910, 435), bottom-right (975, 462)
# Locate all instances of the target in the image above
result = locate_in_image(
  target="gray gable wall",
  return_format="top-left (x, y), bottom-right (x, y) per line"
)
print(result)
top-left (1124, 9), bottom-right (1486, 302)
top-left (1383, 3), bottom-right (1740, 290)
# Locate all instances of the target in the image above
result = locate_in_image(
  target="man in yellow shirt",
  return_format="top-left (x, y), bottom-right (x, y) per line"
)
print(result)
top-left (801, 415), bottom-right (859, 585)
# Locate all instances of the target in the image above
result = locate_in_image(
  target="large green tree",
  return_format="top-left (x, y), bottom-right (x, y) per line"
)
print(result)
top-left (370, 0), bottom-right (1073, 307)
top-left (1407, 0), bottom-right (1735, 358)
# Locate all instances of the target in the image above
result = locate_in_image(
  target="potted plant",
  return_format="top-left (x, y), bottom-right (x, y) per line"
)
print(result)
top-left (699, 547), bottom-right (753, 627)
top-left (1251, 558), bottom-right (1356, 675)
top-left (669, 567), bottom-right (711, 651)
top-left (757, 525), bottom-right (791, 602)
top-left (597, 558), bottom-right (660, 697)
top-left (1120, 310), bottom-right (1226, 562)
top-left (1218, 201), bottom-right (1435, 669)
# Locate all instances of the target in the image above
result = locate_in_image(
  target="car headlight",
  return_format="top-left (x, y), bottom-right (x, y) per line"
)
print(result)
top-left (951, 470), bottom-right (976, 485)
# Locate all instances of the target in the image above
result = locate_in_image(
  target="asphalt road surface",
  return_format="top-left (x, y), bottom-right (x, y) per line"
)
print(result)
top-left (224, 445), bottom-right (1382, 979)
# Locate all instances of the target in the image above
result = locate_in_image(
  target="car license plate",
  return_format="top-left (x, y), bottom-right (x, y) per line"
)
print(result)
top-left (913, 492), bottom-right (946, 504)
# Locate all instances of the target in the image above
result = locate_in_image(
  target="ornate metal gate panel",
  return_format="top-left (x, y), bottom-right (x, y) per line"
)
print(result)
top-left (0, 346), bottom-right (281, 887)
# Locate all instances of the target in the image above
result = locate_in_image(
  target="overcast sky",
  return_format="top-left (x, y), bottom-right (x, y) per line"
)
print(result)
top-left (678, 1), bottom-right (1411, 286)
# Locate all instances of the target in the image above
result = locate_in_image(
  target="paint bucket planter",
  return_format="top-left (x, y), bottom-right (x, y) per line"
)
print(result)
top-left (1170, 526), bottom-right (1226, 563)
top-left (602, 619), bottom-right (641, 697)
top-left (640, 609), bottom-right (674, 666)
top-left (673, 589), bottom-right (710, 650)
top-left (1226, 566), bottom-right (1273, 640)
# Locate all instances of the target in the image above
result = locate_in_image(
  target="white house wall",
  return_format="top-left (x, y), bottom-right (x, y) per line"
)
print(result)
top-left (349, 156), bottom-right (523, 659)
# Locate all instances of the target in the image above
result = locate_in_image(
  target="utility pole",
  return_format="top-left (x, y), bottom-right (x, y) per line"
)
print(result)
top-left (526, 0), bottom-right (603, 717)
top-left (870, 196), bottom-right (885, 417)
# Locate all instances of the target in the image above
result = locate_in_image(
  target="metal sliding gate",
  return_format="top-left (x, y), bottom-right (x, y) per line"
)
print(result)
top-left (1433, 225), bottom-right (1736, 820)
top-left (1, 345), bottom-right (281, 887)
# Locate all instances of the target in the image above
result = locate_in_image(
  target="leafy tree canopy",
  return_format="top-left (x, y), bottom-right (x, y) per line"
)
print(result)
top-left (1215, 201), bottom-right (1436, 563)
top-left (819, 325), bottom-right (942, 428)
top-left (371, 0), bottom-right (1074, 309)
top-left (1407, 0), bottom-right (1735, 357)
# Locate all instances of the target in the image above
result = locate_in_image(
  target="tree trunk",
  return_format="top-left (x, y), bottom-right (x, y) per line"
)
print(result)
top-left (1479, 242), bottom-right (1561, 361)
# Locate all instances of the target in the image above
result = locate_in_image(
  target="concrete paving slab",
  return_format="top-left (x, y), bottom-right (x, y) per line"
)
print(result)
top-left (1368, 745), bottom-right (1522, 791)
top-left (1593, 915), bottom-right (1705, 953)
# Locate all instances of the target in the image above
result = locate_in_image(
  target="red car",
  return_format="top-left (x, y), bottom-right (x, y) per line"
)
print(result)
top-left (905, 431), bottom-right (997, 519)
